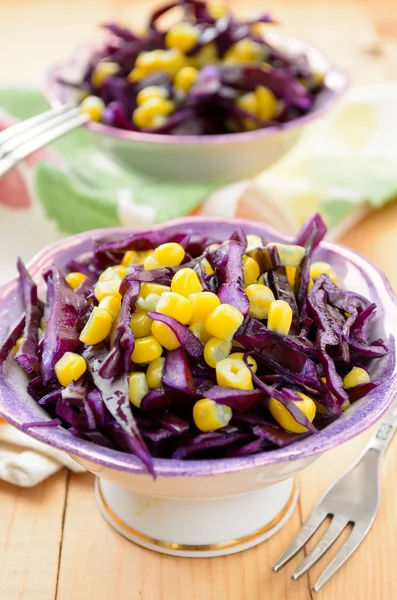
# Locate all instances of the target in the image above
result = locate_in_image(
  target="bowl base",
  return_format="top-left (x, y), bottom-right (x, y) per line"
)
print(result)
top-left (95, 477), bottom-right (298, 557)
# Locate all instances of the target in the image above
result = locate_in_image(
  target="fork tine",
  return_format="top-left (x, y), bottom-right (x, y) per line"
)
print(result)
top-left (272, 508), bottom-right (328, 572)
top-left (312, 524), bottom-right (370, 592)
top-left (0, 104), bottom-right (74, 146)
top-left (0, 107), bottom-right (80, 159)
top-left (291, 514), bottom-right (348, 580)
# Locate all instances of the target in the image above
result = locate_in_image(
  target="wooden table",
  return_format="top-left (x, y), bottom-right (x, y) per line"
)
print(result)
top-left (1, 1), bottom-right (397, 598)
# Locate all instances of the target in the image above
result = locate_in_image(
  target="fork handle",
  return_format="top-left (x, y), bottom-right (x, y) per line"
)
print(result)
top-left (367, 400), bottom-right (397, 455)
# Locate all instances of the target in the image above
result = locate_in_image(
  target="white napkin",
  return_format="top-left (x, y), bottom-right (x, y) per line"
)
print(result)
top-left (0, 420), bottom-right (84, 487)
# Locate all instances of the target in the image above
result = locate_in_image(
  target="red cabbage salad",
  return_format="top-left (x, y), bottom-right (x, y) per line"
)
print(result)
top-left (70, 0), bottom-right (329, 135)
top-left (0, 215), bottom-right (388, 474)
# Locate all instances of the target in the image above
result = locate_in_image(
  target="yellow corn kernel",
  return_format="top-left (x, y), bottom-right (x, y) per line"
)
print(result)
top-left (79, 307), bottom-right (113, 345)
top-left (154, 242), bottom-right (185, 267)
top-left (128, 372), bottom-right (149, 408)
top-left (171, 268), bottom-right (203, 297)
top-left (266, 243), bottom-right (306, 268)
top-left (224, 38), bottom-right (263, 63)
top-left (193, 398), bottom-right (232, 432)
top-left (134, 48), bottom-right (186, 79)
top-left (146, 356), bottom-right (166, 388)
top-left (286, 266), bottom-right (297, 289)
top-left (132, 97), bottom-right (175, 129)
top-left (13, 336), bottom-right (24, 355)
top-left (140, 283), bottom-right (170, 299)
top-left (40, 316), bottom-right (47, 330)
top-left (98, 295), bottom-right (121, 321)
top-left (268, 392), bottom-right (316, 434)
top-left (136, 293), bottom-right (161, 313)
top-left (310, 261), bottom-right (337, 284)
top-left (165, 22), bottom-right (199, 53)
top-left (113, 265), bottom-right (128, 279)
top-left (91, 61), bottom-right (119, 88)
top-left (157, 292), bottom-right (193, 324)
top-left (236, 92), bottom-right (257, 114)
top-left (194, 43), bottom-right (218, 68)
top-left (236, 92), bottom-right (258, 129)
top-left (162, 48), bottom-right (187, 76)
top-left (55, 352), bottom-right (87, 387)
top-left (130, 312), bottom-right (153, 338)
top-left (151, 321), bottom-right (180, 351)
top-left (204, 337), bottom-right (232, 368)
top-left (267, 300), bottom-right (293, 336)
top-left (131, 336), bottom-right (163, 364)
top-left (188, 291), bottom-right (220, 323)
top-left (94, 280), bottom-right (121, 303)
top-left (98, 267), bottom-right (121, 283)
top-left (200, 258), bottom-right (214, 275)
top-left (207, 2), bottom-right (228, 19)
top-left (134, 49), bottom-right (164, 73)
top-left (207, 243), bottom-right (220, 251)
top-left (243, 255), bottom-right (260, 287)
top-left (136, 85), bottom-right (168, 106)
top-left (205, 303), bottom-right (244, 341)
top-left (38, 327), bottom-right (44, 339)
top-left (79, 95), bottom-right (105, 122)
top-left (343, 367), bottom-right (370, 389)
top-left (229, 352), bottom-right (258, 374)
top-left (246, 234), bottom-right (263, 253)
top-left (65, 272), bottom-right (87, 290)
top-left (128, 66), bottom-right (148, 82)
top-left (121, 250), bottom-right (138, 267)
top-left (189, 322), bottom-right (212, 345)
top-left (174, 66), bottom-right (199, 93)
top-left (216, 357), bottom-right (254, 390)
top-left (255, 85), bottom-right (277, 121)
top-left (143, 254), bottom-right (161, 270)
top-left (245, 283), bottom-right (275, 319)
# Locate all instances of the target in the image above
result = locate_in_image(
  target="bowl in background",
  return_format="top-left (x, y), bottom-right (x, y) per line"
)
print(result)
top-left (0, 218), bottom-right (395, 557)
top-left (44, 34), bottom-right (348, 183)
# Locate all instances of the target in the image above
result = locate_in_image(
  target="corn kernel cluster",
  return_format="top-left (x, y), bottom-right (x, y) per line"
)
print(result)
top-left (77, 1), bottom-right (326, 135)
top-left (39, 221), bottom-right (377, 454)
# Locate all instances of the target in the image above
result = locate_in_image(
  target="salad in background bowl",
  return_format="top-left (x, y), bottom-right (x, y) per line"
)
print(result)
top-left (0, 215), bottom-right (396, 556)
top-left (44, 0), bottom-right (348, 182)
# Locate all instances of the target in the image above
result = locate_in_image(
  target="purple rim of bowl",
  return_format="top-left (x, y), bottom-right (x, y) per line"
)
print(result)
top-left (43, 33), bottom-right (349, 146)
top-left (0, 217), bottom-right (396, 478)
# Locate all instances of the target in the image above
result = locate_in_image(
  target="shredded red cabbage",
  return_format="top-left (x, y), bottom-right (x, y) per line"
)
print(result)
top-left (0, 214), bottom-right (388, 473)
top-left (61, 0), bottom-right (330, 135)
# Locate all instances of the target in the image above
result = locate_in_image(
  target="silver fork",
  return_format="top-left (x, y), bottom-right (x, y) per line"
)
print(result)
top-left (273, 399), bottom-right (397, 592)
top-left (0, 104), bottom-right (89, 179)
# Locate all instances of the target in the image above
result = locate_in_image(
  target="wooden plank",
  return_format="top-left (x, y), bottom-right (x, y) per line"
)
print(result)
top-left (56, 472), bottom-right (311, 600)
top-left (0, 470), bottom-right (67, 600)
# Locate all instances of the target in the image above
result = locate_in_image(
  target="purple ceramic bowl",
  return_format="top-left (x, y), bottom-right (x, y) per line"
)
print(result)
top-left (0, 218), bottom-right (396, 479)
top-left (43, 33), bottom-right (349, 182)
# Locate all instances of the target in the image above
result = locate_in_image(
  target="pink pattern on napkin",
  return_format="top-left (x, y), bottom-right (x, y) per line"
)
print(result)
top-left (0, 111), bottom-right (56, 210)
